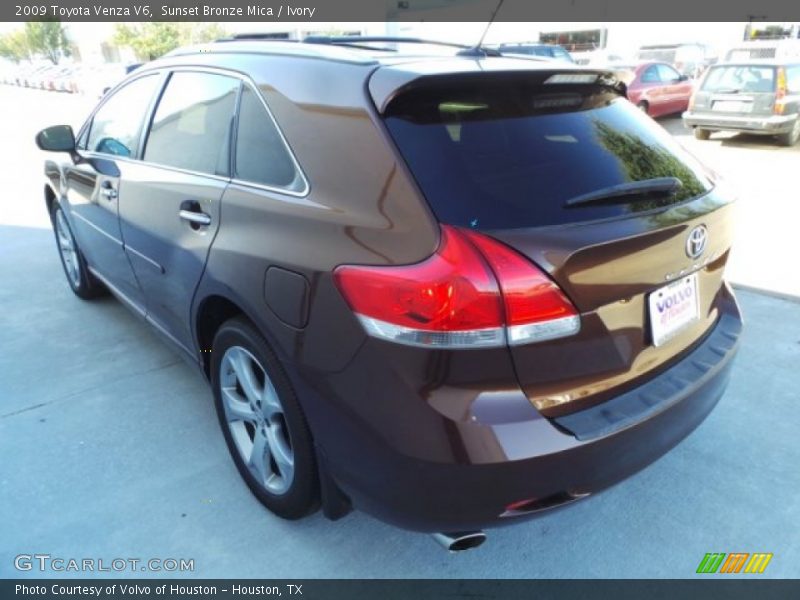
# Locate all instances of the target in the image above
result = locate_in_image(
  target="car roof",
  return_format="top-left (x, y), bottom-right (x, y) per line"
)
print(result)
top-left (155, 39), bottom-right (619, 114)
top-left (166, 38), bottom-right (578, 66)
top-left (711, 59), bottom-right (800, 67)
top-left (167, 39), bottom-right (382, 65)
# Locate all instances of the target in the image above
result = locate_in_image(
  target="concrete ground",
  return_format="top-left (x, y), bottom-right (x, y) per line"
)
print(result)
top-left (0, 85), bottom-right (798, 578)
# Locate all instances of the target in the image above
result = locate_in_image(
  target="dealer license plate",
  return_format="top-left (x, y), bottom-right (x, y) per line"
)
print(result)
top-left (648, 273), bottom-right (700, 347)
top-left (712, 100), bottom-right (752, 113)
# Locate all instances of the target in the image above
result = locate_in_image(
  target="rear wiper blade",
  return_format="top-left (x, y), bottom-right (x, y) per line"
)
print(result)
top-left (714, 87), bottom-right (742, 94)
top-left (564, 177), bottom-right (683, 208)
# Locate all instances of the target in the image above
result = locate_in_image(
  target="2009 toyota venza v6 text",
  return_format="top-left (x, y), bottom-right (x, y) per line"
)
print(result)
top-left (36, 36), bottom-right (742, 551)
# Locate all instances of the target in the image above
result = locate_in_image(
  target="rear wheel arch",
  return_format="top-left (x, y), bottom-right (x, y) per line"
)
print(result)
top-left (776, 117), bottom-right (800, 147)
top-left (195, 293), bottom-right (350, 520)
top-left (195, 294), bottom-right (247, 377)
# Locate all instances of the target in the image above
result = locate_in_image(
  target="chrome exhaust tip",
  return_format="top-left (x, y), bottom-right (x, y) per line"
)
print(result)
top-left (431, 530), bottom-right (487, 552)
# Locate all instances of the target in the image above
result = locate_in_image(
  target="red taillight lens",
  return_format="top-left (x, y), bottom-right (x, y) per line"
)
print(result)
top-left (333, 226), bottom-right (505, 348)
top-left (462, 231), bottom-right (580, 345)
top-left (334, 225), bottom-right (580, 348)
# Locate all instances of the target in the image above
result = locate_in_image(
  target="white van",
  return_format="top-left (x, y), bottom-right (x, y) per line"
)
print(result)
top-left (725, 39), bottom-right (800, 62)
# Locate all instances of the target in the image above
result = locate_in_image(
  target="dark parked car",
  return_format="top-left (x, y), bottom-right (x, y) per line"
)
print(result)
top-left (36, 37), bottom-right (741, 551)
top-left (612, 61), bottom-right (695, 117)
top-left (497, 43), bottom-right (574, 62)
top-left (683, 60), bottom-right (800, 146)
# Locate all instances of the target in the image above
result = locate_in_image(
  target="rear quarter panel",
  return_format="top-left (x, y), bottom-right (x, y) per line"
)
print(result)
top-left (188, 52), bottom-right (439, 369)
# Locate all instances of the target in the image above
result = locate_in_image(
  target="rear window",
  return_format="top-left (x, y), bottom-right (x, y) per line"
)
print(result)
top-left (702, 65), bottom-right (776, 93)
top-left (383, 78), bottom-right (713, 230)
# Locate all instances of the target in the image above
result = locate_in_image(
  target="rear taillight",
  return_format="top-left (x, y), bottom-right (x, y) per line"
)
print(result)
top-left (461, 230), bottom-right (580, 345)
top-left (333, 226), bottom-right (580, 349)
top-left (775, 67), bottom-right (787, 115)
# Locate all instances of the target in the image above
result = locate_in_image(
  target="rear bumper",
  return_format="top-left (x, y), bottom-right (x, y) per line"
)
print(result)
top-left (683, 110), bottom-right (797, 134)
top-left (317, 284), bottom-right (742, 532)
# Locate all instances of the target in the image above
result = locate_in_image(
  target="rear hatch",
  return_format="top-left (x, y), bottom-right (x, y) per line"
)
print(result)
top-left (373, 63), bottom-right (735, 417)
top-left (692, 63), bottom-right (778, 117)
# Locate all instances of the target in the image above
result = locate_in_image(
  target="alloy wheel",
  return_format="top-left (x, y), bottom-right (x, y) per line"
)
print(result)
top-left (55, 209), bottom-right (80, 287)
top-left (220, 345), bottom-right (295, 495)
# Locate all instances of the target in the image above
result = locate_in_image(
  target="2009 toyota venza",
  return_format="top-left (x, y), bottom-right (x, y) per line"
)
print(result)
top-left (37, 36), bottom-right (741, 551)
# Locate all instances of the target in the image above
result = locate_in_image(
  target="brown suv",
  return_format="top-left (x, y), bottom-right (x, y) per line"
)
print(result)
top-left (36, 37), bottom-right (741, 551)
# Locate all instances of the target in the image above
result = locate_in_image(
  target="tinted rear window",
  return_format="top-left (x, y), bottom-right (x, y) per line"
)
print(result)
top-left (384, 78), bottom-right (713, 229)
top-left (702, 65), bottom-right (776, 93)
top-left (234, 85), bottom-right (304, 192)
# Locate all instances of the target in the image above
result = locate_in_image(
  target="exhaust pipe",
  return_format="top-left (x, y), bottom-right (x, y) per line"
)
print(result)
top-left (431, 531), bottom-right (486, 552)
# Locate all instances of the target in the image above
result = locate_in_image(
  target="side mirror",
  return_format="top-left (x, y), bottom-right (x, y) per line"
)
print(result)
top-left (35, 125), bottom-right (76, 153)
top-left (678, 74), bottom-right (689, 82)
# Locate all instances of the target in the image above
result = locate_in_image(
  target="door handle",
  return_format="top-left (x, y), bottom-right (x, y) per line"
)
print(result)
top-left (100, 183), bottom-right (117, 201)
top-left (179, 209), bottom-right (212, 226)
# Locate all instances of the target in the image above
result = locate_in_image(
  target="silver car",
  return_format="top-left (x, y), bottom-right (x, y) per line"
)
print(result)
top-left (683, 60), bottom-right (800, 146)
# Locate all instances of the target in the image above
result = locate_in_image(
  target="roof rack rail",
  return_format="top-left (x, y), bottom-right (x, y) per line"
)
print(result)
top-left (214, 34), bottom-right (502, 57)
top-left (223, 33), bottom-right (299, 41)
top-left (302, 35), bottom-right (501, 56)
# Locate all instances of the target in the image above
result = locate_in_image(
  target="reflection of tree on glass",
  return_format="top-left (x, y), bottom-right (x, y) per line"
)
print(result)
top-left (592, 120), bottom-right (707, 212)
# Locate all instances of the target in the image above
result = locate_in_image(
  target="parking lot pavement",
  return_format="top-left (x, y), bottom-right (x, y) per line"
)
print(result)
top-left (1, 86), bottom-right (799, 578)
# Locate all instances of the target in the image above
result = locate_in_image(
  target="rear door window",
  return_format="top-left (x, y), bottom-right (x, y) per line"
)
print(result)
top-left (144, 71), bottom-right (239, 176)
top-left (657, 64), bottom-right (681, 82)
top-left (641, 66), bottom-right (661, 83)
top-left (233, 85), bottom-right (305, 193)
top-left (383, 77), bottom-right (713, 230)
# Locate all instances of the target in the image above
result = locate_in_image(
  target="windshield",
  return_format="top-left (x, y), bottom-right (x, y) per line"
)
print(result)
top-left (702, 65), bottom-right (776, 93)
top-left (383, 79), bottom-right (713, 229)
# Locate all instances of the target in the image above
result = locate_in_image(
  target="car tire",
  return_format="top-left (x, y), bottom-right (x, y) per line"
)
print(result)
top-left (50, 202), bottom-right (106, 299)
top-left (776, 118), bottom-right (800, 147)
top-left (637, 101), bottom-right (649, 115)
top-left (211, 317), bottom-right (320, 520)
top-left (694, 128), bottom-right (711, 141)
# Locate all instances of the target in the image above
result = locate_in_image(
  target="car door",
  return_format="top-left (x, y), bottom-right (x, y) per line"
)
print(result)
top-left (638, 65), bottom-right (667, 116)
top-left (117, 70), bottom-right (240, 355)
top-left (66, 73), bottom-right (163, 307)
top-left (657, 63), bottom-right (691, 114)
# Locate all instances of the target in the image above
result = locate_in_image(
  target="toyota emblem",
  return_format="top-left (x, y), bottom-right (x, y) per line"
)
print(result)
top-left (686, 225), bottom-right (708, 259)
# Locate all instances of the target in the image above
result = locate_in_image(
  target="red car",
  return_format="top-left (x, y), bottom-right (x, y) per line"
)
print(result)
top-left (615, 61), bottom-right (695, 117)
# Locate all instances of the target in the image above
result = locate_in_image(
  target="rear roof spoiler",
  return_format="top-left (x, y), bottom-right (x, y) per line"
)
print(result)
top-left (368, 62), bottom-right (624, 114)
